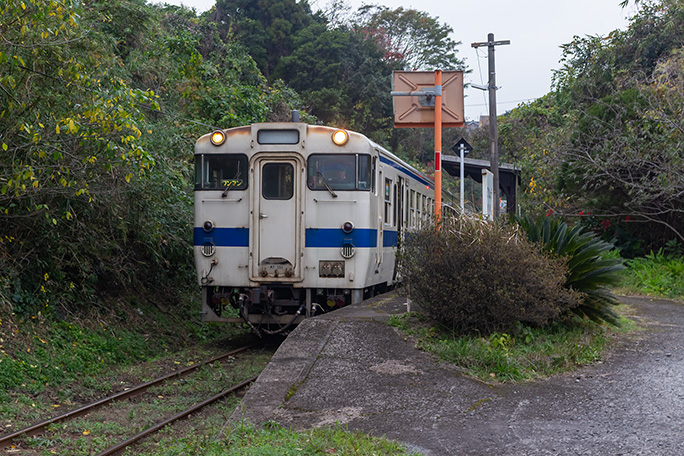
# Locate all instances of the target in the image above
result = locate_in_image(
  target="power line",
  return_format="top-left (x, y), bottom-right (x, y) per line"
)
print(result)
top-left (473, 47), bottom-right (489, 116)
top-left (465, 97), bottom-right (540, 108)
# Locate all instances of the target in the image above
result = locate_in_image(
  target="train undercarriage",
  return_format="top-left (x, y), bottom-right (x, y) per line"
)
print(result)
top-left (202, 284), bottom-right (388, 336)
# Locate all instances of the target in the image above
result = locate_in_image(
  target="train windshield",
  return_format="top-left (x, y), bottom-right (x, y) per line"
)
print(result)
top-left (195, 154), bottom-right (248, 190)
top-left (307, 154), bottom-right (373, 191)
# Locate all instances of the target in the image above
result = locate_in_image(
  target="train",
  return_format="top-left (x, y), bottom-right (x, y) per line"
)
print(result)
top-left (193, 117), bottom-right (438, 334)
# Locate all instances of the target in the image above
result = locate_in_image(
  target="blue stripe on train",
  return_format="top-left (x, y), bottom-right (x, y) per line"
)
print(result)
top-left (379, 155), bottom-right (433, 189)
top-left (194, 227), bottom-right (399, 248)
top-left (305, 228), bottom-right (377, 248)
top-left (194, 227), bottom-right (249, 247)
top-left (306, 228), bottom-right (398, 248)
top-left (383, 230), bottom-right (398, 247)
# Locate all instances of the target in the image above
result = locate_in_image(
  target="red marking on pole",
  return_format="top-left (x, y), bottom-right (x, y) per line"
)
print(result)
top-left (435, 151), bottom-right (441, 171)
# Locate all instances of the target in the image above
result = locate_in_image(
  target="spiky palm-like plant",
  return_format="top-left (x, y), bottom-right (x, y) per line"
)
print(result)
top-left (517, 215), bottom-right (625, 325)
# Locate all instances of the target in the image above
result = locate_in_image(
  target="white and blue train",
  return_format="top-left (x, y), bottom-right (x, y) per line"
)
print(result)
top-left (194, 119), bottom-right (436, 334)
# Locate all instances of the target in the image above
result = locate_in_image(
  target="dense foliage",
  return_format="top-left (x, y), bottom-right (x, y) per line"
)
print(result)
top-left (0, 0), bottom-right (291, 319)
top-left (399, 217), bottom-right (582, 335)
top-left (494, 0), bottom-right (684, 254)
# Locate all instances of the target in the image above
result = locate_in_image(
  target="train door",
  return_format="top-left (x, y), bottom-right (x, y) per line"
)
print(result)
top-left (251, 156), bottom-right (302, 281)
top-left (376, 170), bottom-right (384, 267)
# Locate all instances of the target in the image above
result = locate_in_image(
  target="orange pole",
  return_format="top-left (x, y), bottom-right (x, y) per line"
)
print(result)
top-left (434, 69), bottom-right (442, 227)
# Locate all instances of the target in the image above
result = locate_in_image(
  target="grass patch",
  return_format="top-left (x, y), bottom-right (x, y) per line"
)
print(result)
top-left (389, 312), bottom-right (628, 383)
top-left (0, 290), bottom-right (235, 403)
top-left (617, 250), bottom-right (684, 300)
top-left (145, 421), bottom-right (420, 456)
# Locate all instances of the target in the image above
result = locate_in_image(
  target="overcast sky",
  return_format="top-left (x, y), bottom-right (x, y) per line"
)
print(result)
top-left (157, 0), bottom-right (639, 121)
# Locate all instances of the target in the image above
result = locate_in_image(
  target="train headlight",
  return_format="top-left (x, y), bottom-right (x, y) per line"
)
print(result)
top-left (331, 129), bottom-right (349, 146)
top-left (341, 221), bottom-right (354, 234)
top-left (210, 130), bottom-right (226, 146)
top-left (203, 220), bottom-right (215, 232)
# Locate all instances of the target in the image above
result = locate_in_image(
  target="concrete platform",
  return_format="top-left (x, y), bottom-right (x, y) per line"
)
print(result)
top-left (228, 291), bottom-right (489, 454)
top-left (228, 294), bottom-right (684, 456)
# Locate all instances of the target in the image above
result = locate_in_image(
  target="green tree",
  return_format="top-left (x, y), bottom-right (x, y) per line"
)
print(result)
top-left (0, 0), bottom-right (160, 311)
top-left (275, 21), bottom-right (394, 132)
top-left (0, 0), bottom-right (295, 317)
top-left (0, 0), bottom-right (157, 226)
top-left (212, 0), bottom-right (318, 79)
top-left (355, 5), bottom-right (465, 70)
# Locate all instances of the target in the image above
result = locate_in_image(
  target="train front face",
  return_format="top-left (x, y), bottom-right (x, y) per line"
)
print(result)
top-left (193, 123), bottom-right (379, 334)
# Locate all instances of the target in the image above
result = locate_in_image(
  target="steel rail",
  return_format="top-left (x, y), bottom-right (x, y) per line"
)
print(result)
top-left (95, 375), bottom-right (258, 456)
top-left (0, 345), bottom-right (253, 449)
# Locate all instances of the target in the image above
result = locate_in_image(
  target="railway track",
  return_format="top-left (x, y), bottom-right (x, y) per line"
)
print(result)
top-left (94, 375), bottom-right (257, 456)
top-left (1, 344), bottom-right (261, 454)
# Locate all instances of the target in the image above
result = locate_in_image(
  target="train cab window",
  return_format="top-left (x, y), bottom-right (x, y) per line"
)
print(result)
top-left (307, 154), bottom-right (372, 191)
top-left (195, 154), bottom-right (248, 190)
top-left (358, 155), bottom-right (373, 191)
top-left (262, 163), bottom-right (294, 199)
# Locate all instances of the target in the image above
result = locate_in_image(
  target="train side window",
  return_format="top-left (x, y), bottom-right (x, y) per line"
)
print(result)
top-left (393, 183), bottom-right (398, 228)
top-left (262, 163), bottom-right (294, 200)
top-left (384, 178), bottom-right (392, 225)
top-left (410, 190), bottom-right (415, 228)
top-left (195, 154), bottom-right (248, 190)
top-left (405, 188), bottom-right (410, 227)
top-left (417, 193), bottom-right (422, 227)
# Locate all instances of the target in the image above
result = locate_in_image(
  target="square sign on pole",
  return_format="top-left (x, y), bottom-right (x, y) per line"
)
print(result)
top-left (392, 71), bottom-right (464, 128)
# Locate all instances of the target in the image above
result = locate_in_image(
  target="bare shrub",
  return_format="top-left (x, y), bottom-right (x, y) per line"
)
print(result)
top-left (399, 216), bottom-right (581, 335)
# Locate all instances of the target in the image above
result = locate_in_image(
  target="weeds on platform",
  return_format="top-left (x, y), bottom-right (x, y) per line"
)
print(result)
top-left (133, 421), bottom-right (420, 455)
top-left (200, 421), bottom-right (420, 456)
top-left (389, 312), bottom-right (632, 383)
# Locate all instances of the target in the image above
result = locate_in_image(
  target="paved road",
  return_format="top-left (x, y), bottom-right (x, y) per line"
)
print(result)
top-left (232, 294), bottom-right (684, 455)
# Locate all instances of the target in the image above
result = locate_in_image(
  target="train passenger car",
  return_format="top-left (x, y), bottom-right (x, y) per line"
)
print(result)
top-left (194, 120), bottom-right (435, 334)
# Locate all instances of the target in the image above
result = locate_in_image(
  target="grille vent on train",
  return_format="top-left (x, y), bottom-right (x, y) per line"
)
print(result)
top-left (201, 242), bottom-right (216, 257)
top-left (340, 243), bottom-right (355, 259)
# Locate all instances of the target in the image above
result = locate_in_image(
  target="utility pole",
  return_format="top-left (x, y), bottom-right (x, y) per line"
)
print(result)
top-left (472, 33), bottom-right (509, 219)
